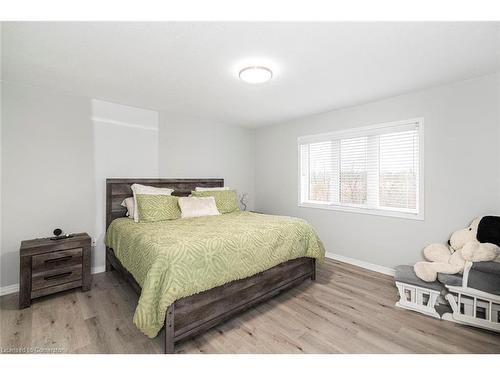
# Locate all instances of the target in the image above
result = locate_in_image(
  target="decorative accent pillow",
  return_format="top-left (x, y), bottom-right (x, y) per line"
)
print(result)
top-left (131, 184), bottom-right (174, 222)
top-left (121, 197), bottom-right (135, 218)
top-left (136, 194), bottom-right (181, 222)
top-left (178, 196), bottom-right (220, 218)
top-left (191, 190), bottom-right (240, 214)
top-left (194, 187), bottom-right (231, 191)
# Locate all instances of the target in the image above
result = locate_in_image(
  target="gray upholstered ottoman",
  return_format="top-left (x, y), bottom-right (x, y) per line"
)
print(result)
top-left (438, 261), bottom-right (500, 295)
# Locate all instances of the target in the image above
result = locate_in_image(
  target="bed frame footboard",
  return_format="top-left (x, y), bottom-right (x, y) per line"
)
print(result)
top-left (166, 256), bottom-right (315, 353)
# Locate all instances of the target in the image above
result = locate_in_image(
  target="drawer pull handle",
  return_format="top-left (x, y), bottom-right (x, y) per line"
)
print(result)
top-left (45, 256), bottom-right (72, 264)
top-left (44, 272), bottom-right (72, 281)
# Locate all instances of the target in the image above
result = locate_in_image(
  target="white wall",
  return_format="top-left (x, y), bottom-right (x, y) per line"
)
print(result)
top-left (0, 83), bottom-right (256, 290)
top-left (1, 81), bottom-right (95, 289)
top-left (158, 113), bottom-right (255, 210)
top-left (255, 74), bottom-right (500, 269)
top-left (2, 73), bottom-right (498, 290)
top-left (92, 99), bottom-right (160, 273)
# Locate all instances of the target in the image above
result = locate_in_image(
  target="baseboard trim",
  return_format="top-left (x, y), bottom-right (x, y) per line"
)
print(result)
top-left (92, 265), bottom-right (106, 274)
top-left (326, 252), bottom-right (395, 276)
top-left (0, 284), bottom-right (19, 296)
top-left (0, 265), bottom-right (107, 297)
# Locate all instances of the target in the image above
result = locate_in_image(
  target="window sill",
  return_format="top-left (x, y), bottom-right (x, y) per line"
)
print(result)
top-left (298, 201), bottom-right (424, 221)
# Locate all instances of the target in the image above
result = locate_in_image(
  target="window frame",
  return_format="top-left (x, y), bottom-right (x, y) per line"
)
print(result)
top-left (297, 118), bottom-right (425, 221)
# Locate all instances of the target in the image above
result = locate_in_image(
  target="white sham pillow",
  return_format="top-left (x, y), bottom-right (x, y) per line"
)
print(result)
top-left (178, 196), bottom-right (220, 218)
top-left (121, 197), bottom-right (135, 218)
top-left (131, 184), bottom-right (174, 222)
top-left (194, 187), bottom-right (231, 191)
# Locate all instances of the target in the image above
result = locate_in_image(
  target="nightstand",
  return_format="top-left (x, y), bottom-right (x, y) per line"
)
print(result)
top-left (19, 233), bottom-right (91, 309)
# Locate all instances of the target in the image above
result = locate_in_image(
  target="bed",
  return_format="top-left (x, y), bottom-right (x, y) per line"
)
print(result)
top-left (105, 178), bottom-right (324, 353)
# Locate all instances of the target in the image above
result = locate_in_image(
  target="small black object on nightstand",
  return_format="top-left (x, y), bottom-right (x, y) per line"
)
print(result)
top-left (49, 228), bottom-right (74, 241)
top-left (19, 233), bottom-right (92, 309)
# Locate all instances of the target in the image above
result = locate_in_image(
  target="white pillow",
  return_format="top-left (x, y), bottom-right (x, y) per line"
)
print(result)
top-left (121, 197), bottom-right (135, 218)
top-left (131, 184), bottom-right (174, 222)
top-left (178, 196), bottom-right (220, 218)
top-left (194, 187), bottom-right (231, 191)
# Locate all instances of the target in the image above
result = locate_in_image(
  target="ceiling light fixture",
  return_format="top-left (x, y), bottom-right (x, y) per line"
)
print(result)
top-left (239, 66), bottom-right (273, 84)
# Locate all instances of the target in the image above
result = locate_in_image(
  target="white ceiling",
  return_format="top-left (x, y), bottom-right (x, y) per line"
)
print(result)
top-left (2, 22), bottom-right (499, 127)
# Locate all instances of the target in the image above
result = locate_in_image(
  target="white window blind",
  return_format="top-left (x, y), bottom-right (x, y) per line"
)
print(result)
top-left (299, 118), bottom-right (423, 219)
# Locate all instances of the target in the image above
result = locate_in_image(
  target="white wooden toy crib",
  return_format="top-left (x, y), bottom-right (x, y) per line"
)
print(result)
top-left (394, 263), bottom-right (500, 333)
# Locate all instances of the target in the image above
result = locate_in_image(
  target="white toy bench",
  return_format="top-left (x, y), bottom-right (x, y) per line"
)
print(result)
top-left (394, 265), bottom-right (444, 319)
top-left (439, 261), bottom-right (500, 332)
top-left (395, 262), bottom-right (500, 333)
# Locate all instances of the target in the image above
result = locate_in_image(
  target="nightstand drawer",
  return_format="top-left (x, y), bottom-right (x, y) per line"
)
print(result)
top-left (31, 264), bottom-right (82, 290)
top-left (32, 247), bottom-right (83, 273)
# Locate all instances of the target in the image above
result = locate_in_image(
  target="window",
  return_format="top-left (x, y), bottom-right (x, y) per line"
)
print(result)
top-left (298, 118), bottom-right (424, 219)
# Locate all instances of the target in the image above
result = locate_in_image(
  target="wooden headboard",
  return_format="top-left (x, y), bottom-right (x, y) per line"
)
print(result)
top-left (105, 178), bottom-right (224, 230)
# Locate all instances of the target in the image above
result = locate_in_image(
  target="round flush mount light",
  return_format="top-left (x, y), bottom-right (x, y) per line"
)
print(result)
top-left (239, 66), bottom-right (273, 84)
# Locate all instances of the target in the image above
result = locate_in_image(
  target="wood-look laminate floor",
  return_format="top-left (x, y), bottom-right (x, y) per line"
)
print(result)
top-left (1, 259), bottom-right (499, 354)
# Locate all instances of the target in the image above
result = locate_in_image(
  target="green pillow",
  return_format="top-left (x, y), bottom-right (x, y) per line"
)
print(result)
top-left (191, 190), bottom-right (240, 214)
top-left (136, 194), bottom-right (181, 222)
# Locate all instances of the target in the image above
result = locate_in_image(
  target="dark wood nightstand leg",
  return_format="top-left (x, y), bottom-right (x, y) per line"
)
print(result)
top-left (19, 255), bottom-right (32, 309)
top-left (82, 244), bottom-right (92, 291)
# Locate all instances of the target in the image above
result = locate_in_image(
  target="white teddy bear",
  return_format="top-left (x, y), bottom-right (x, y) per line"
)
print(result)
top-left (414, 216), bottom-right (500, 282)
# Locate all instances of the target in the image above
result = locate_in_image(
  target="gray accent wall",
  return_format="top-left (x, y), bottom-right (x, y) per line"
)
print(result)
top-left (254, 73), bottom-right (500, 269)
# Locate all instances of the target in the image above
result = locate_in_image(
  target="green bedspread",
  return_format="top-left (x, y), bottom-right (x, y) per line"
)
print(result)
top-left (105, 211), bottom-right (325, 338)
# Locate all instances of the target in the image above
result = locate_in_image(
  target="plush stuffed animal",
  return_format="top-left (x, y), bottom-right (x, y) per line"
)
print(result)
top-left (414, 216), bottom-right (500, 282)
